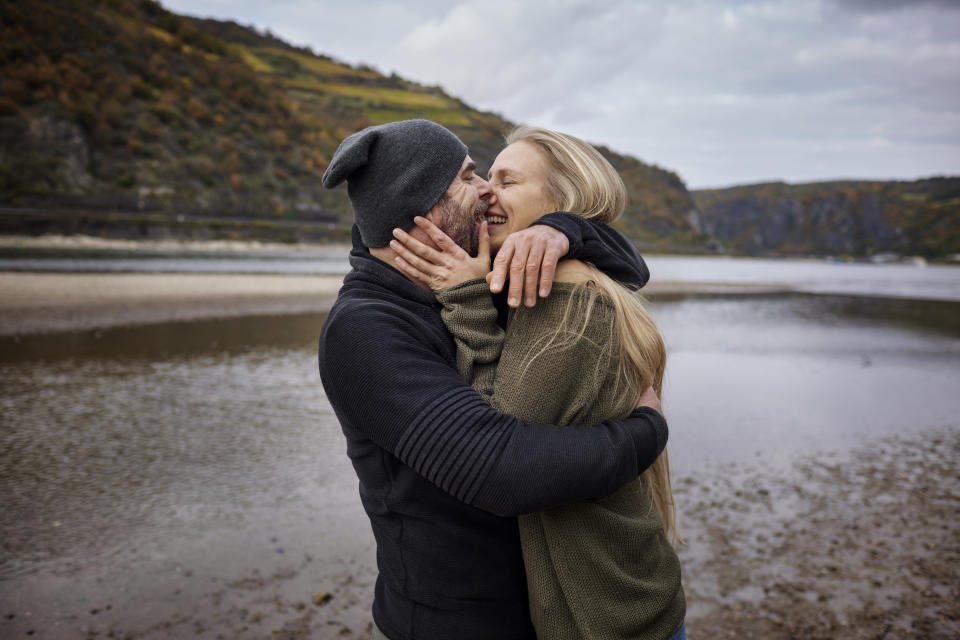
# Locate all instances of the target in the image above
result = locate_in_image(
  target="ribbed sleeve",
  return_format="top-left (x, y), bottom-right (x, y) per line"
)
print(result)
top-left (395, 386), bottom-right (512, 504)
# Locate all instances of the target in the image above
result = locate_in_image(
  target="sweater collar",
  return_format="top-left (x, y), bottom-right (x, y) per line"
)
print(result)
top-left (346, 225), bottom-right (439, 308)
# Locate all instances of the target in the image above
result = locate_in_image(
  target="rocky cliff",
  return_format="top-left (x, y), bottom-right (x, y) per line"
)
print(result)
top-left (693, 178), bottom-right (960, 258)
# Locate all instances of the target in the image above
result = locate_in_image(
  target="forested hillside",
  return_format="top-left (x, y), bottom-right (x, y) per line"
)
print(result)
top-left (0, 0), bottom-right (705, 247)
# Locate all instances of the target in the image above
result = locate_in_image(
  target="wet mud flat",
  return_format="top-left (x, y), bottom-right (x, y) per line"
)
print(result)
top-left (6, 428), bottom-right (954, 640)
top-left (677, 427), bottom-right (959, 639)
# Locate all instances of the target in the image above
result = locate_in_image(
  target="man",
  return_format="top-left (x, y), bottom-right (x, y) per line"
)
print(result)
top-left (318, 119), bottom-right (666, 639)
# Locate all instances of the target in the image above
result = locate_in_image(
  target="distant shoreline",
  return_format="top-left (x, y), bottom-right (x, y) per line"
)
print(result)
top-left (2, 233), bottom-right (956, 265)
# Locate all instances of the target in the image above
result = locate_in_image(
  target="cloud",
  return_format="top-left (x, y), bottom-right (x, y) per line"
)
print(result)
top-left (393, 1), bottom-right (668, 119)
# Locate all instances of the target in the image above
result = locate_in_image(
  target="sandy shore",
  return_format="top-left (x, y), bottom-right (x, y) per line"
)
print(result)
top-left (0, 271), bottom-right (788, 337)
top-left (0, 272), bottom-right (346, 335)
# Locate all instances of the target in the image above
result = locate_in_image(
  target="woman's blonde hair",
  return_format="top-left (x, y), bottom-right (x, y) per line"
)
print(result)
top-left (507, 125), bottom-right (681, 544)
top-left (505, 125), bottom-right (627, 225)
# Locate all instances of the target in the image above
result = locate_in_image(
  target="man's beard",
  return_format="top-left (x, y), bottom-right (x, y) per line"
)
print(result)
top-left (434, 195), bottom-right (484, 257)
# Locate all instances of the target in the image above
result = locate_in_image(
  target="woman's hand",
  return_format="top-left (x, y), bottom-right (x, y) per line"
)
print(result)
top-left (390, 217), bottom-right (491, 291)
top-left (636, 385), bottom-right (663, 417)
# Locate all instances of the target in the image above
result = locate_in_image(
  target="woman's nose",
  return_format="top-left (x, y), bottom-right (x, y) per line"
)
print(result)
top-left (480, 189), bottom-right (496, 207)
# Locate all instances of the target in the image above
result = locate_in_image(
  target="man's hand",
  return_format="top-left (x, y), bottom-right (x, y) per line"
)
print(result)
top-left (636, 385), bottom-right (662, 417)
top-left (488, 225), bottom-right (570, 308)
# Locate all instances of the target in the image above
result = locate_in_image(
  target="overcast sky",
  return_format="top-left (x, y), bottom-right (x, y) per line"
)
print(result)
top-left (160, 0), bottom-right (960, 189)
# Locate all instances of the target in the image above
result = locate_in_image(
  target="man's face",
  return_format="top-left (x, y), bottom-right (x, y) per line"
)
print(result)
top-left (426, 155), bottom-right (491, 256)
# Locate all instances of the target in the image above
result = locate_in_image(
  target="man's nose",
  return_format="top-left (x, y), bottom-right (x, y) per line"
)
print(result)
top-left (476, 175), bottom-right (493, 200)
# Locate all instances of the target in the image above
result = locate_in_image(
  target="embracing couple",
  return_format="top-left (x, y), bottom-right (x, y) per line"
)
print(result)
top-left (318, 119), bottom-right (686, 640)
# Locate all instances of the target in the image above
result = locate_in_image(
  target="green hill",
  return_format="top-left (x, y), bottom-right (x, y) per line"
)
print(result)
top-left (692, 178), bottom-right (960, 258)
top-left (0, 0), bottom-right (707, 248)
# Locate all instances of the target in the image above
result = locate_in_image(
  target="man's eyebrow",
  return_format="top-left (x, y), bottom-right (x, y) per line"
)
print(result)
top-left (462, 161), bottom-right (477, 175)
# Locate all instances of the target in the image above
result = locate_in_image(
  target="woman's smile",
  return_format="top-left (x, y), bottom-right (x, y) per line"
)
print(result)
top-left (479, 212), bottom-right (508, 225)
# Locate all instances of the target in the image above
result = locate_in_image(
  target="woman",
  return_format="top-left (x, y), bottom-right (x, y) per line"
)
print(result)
top-left (390, 126), bottom-right (686, 640)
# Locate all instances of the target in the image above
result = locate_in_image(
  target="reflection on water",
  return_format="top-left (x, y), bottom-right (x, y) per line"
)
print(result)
top-left (649, 292), bottom-right (960, 338)
top-left (649, 294), bottom-right (960, 471)
top-left (1, 292), bottom-right (958, 635)
top-left (0, 313), bottom-right (328, 363)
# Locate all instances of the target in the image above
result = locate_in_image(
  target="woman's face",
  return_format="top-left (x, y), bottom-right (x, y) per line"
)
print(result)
top-left (483, 141), bottom-right (557, 252)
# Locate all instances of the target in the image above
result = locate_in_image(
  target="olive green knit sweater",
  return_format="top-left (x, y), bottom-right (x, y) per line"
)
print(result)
top-left (436, 279), bottom-right (685, 640)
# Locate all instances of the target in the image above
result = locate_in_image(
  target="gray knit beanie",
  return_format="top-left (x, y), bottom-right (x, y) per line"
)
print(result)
top-left (322, 119), bottom-right (468, 248)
